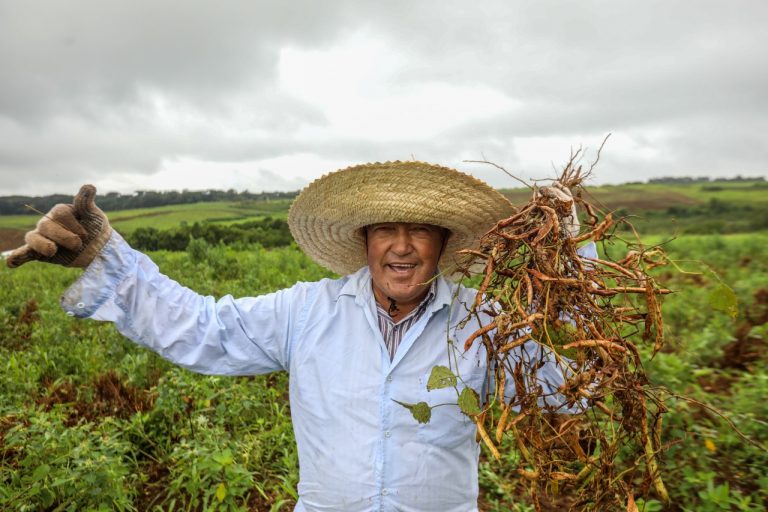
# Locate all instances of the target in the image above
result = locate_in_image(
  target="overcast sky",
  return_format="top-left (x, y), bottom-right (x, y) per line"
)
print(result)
top-left (1, 1), bottom-right (766, 196)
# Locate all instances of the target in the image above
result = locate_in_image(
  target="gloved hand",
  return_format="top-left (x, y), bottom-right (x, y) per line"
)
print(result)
top-left (535, 181), bottom-right (580, 238)
top-left (6, 185), bottom-right (112, 268)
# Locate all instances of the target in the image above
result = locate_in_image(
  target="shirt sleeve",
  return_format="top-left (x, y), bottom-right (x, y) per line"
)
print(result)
top-left (576, 240), bottom-right (598, 260)
top-left (500, 241), bottom-right (597, 413)
top-left (502, 341), bottom-right (587, 414)
top-left (60, 231), bottom-right (314, 376)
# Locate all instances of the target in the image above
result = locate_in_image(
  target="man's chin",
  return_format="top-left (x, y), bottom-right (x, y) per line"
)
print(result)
top-left (386, 284), bottom-right (427, 303)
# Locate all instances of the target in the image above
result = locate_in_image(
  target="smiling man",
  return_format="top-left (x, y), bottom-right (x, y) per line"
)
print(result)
top-left (365, 222), bottom-right (445, 316)
top-left (7, 161), bottom-right (591, 512)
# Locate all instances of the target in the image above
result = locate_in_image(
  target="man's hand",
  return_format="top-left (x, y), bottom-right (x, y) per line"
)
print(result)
top-left (6, 185), bottom-right (112, 269)
top-left (536, 181), bottom-right (580, 238)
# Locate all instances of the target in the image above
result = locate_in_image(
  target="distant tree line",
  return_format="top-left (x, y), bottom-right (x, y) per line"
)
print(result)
top-left (648, 175), bottom-right (766, 184)
top-left (124, 217), bottom-right (294, 251)
top-left (0, 189), bottom-right (298, 215)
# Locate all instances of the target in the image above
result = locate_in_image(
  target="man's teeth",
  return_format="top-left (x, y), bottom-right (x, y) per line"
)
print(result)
top-left (390, 264), bottom-right (416, 270)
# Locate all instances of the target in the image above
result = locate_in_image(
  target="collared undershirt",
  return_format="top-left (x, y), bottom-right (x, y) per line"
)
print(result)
top-left (375, 281), bottom-right (437, 360)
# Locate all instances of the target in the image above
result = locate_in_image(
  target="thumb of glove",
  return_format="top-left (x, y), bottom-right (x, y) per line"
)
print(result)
top-left (535, 181), bottom-right (580, 238)
top-left (6, 184), bottom-right (112, 269)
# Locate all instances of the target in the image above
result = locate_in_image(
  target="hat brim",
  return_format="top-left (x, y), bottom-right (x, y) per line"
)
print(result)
top-left (288, 161), bottom-right (515, 276)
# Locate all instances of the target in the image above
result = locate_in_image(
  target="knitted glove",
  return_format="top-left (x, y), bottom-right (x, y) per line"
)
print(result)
top-left (6, 185), bottom-right (112, 268)
top-left (536, 181), bottom-right (580, 238)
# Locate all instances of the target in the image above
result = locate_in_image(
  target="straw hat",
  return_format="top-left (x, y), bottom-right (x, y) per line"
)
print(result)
top-left (288, 161), bottom-right (515, 275)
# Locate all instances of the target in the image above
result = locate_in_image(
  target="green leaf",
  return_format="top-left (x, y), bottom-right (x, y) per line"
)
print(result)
top-left (212, 449), bottom-right (234, 467)
top-left (32, 464), bottom-right (50, 482)
top-left (393, 400), bottom-right (432, 424)
top-left (427, 365), bottom-right (457, 391)
top-left (708, 283), bottom-right (738, 318)
top-left (216, 482), bottom-right (227, 502)
top-left (546, 322), bottom-right (577, 347)
top-left (458, 387), bottom-right (481, 416)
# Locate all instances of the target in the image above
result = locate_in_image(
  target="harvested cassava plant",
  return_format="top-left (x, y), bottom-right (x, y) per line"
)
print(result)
top-left (457, 150), bottom-right (672, 511)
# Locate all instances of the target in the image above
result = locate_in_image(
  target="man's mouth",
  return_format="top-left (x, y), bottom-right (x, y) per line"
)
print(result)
top-left (387, 263), bottom-right (417, 273)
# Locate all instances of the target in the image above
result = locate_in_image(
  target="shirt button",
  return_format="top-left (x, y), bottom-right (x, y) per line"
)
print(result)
top-left (66, 311), bottom-right (75, 317)
top-left (76, 302), bottom-right (85, 309)
top-left (384, 431), bottom-right (391, 438)
top-left (386, 375), bottom-right (393, 382)
top-left (381, 489), bottom-right (389, 496)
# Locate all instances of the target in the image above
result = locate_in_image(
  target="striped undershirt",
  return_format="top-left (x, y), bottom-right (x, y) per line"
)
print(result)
top-left (375, 281), bottom-right (437, 360)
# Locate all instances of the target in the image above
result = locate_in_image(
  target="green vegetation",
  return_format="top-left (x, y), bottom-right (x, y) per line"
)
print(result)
top-left (1, 245), bottom-right (332, 511)
top-left (1, 180), bottom-right (767, 510)
top-left (1, 200), bottom-right (292, 232)
top-left (126, 218), bottom-right (293, 252)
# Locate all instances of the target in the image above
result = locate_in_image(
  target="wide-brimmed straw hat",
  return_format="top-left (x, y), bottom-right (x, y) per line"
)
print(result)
top-left (288, 160), bottom-right (515, 275)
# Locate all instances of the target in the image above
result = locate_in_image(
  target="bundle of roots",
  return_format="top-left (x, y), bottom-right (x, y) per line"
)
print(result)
top-left (457, 155), bottom-right (671, 511)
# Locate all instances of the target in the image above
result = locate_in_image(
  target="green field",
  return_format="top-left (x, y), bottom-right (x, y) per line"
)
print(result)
top-left (0, 199), bottom-right (294, 252)
top-left (2, 181), bottom-right (767, 254)
top-left (0, 199), bottom-right (292, 232)
top-left (1, 183), bottom-right (767, 511)
top-left (502, 180), bottom-right (767, 209)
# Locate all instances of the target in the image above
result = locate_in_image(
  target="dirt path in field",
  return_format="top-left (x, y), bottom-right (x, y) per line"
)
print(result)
top-left (110, 210), bottom-right (172, 222)
top-left (503, 189), bottom-right (700, 211)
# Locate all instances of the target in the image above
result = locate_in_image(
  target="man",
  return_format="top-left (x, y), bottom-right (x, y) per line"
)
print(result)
top-left (7, 161), bottom-right (592, 512)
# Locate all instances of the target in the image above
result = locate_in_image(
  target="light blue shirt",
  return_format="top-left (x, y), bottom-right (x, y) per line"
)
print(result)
top-left (61, 232), bottom-right (596, 512)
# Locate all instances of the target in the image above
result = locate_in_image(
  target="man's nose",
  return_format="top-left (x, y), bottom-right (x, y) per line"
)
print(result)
top-left (391, 227), bottom-right (413, 254)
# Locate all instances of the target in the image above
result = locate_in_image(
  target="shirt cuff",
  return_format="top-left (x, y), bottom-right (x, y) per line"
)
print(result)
top-left (60, 231), bottom-right (137, 318)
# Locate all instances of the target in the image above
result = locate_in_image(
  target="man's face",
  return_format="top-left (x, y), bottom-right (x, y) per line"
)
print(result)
top-left (365, 222), bottom-right (446, 310)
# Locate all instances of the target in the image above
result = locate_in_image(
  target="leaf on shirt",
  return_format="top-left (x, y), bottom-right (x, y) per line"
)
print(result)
top-left (427, 365), bottom-right (457, 391)
top-left (545, 321), bottom-right (577, 347)
top-left (458, 387), bottom-right (481, 416)
top-left (393, 399), bottom-right (432, 424)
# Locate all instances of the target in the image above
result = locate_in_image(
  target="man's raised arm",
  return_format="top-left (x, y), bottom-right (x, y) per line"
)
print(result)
top-left (6, 186), bottom-right (307, 377)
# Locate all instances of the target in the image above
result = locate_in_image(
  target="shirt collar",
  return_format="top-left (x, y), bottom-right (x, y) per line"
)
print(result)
top-left (375, 280), bottom-right (437, 324)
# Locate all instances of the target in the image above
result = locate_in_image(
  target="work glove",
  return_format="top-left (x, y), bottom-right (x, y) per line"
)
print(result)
top-left (6, 185), bottom-right (112, 269)
top-left (535, 181), bottom-right (580, 238)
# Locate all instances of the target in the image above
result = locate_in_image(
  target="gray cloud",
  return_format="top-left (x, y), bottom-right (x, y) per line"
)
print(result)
top-left (0, 0), bottom-right (766, 195)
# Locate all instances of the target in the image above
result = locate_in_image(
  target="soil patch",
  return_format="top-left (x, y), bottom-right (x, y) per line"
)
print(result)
top-left (38, 371), bottom-right (156, 425)
top-left (720, 288), bottom-right (768, 371)
top-left (134, 460), bottom-right (171, 511)
top-left (0, 228), bottom-right (25, 252)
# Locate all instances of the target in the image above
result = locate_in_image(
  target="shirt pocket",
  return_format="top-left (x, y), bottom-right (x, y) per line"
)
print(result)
top-left (417, 369), bottom-right (486, 449)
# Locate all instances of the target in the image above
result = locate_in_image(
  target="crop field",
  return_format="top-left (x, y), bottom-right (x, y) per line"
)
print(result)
top-left (0, 199), bottom-right (293, 252)
top-left (502, 180), bottom-right (767, 210)
top-left (0, 183), bottom-right (767, 511)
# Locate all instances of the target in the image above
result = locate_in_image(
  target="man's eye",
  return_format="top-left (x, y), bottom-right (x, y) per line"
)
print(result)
top-left (410, 225), bottom-right (432, 235)
top-left (371, 224), bottom-right (395, 234)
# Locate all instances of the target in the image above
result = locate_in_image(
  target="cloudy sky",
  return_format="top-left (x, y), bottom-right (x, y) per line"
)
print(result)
top-left (1, 1), bottom-right (766, 196)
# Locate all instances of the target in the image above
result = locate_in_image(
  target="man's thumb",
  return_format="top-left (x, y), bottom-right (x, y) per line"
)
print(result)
top-left (73, 184), bottom-right (98, 218)
top-left (6, 245), bottom-right (39, 268)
